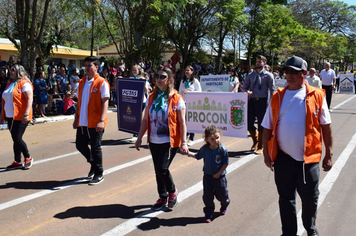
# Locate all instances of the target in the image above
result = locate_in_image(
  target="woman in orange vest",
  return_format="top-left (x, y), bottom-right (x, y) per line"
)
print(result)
top-left (135, 67), bottom-right (189, 211)
top-left (0, 64), bottom-right (33, 170)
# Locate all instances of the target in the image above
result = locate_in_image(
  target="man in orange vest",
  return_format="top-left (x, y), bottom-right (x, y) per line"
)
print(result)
top-left (261, 56), bottom-right (333, 236)
top-left (73, 56), bottom-right (110, 185)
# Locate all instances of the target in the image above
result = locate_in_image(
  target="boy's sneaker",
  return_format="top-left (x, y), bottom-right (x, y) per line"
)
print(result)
top-left (6, 161), bottom-right (23, 170)
top-left (168, 188), bottom-right (178, 209)
top-left (88, 174), bottom-right (104, 185)
top-left (87, 166), bottom-right (95, 179)
top-left (220, 207), bottom-right (228, 215)
top-left (152, 197), bottom-right (168, 211)
top-left (23, 157), bottom-right (33, 170)
top-left (204, 215), bottom-right (212, 223)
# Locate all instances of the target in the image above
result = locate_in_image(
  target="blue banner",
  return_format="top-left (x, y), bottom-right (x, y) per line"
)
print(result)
top-left (117, 78), bottom-right (145, 134)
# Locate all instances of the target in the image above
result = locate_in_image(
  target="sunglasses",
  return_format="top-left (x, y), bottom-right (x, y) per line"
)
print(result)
top-left (285, 69), bottom-right (301, 75)
top-left (156, 74), bottom-right (168, 80)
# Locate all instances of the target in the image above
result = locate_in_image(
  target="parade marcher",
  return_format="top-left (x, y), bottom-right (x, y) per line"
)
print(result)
top-left (306, 68), bottom-right (322, 88)
top-left (184, 125), bottom-right (230, 223)
top-left (73, 56), bottom-right (110, 185)
top-left (0, 64), bottom-right (33, 170)
top-left (319, 62), bottom-right (336, 109)
top-left (135, 67), bottom-right (189, 211)
top-left (262, 56), bottom-right (333, 236)
top-left (243, 55), bottom-right (275, 154)
top-left (178, 65), bottom-right (202, 146)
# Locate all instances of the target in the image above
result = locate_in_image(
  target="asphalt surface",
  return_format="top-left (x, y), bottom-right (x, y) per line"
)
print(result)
top-left (0, 93), bottom-right (356, 236)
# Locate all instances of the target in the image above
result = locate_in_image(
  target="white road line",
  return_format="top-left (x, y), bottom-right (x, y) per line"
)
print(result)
top-left (101, 153), bottom-right (259, 236)
top-left (0, 138), bottom-right (204, 211)
top-left (297, 133), bottom-right (356, 235)
top-left (329, 94), bottom-right (355, 112)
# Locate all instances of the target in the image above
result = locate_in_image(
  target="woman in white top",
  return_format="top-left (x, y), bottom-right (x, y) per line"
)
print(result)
top-left (0, 64), bottom-right (33, 170)
top-left (178, 65), bottom-right (202, 145)
top-left (135, 67), bottom-right (188, 210)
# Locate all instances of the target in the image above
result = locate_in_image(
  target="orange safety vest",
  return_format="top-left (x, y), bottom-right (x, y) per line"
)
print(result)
top-left (2, 78), bottom-right (33, 121)
top-left (267, 83), bottom-right (325, 164)
top-left (147, 90), bottom-right (183, 148)
top-left (76, 74), bottom-right (108, 128)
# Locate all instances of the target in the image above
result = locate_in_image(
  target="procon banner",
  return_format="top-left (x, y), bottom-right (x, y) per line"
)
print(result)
top-left (200, 75), bottom-right (230, 92)
top-left (117, 78), bottom-right (146, 134)
top-left (339, 74), bottom-right (354, 94)
top-left (185, 92), bottom-right (248, 138)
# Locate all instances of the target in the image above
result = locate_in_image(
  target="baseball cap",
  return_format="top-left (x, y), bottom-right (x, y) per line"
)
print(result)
top-left (283, 56), bottom-right (307, 71)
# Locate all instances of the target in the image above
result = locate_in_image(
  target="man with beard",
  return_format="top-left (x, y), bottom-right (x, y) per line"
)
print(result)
top-left (243, 55), bottom-right (275, 154)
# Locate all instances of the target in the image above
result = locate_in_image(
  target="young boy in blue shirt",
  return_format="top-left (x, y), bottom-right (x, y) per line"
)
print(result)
top-left (184, 125), bottom-right (230, 223)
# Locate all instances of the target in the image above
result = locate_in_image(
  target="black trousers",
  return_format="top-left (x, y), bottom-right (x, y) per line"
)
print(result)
top-left (7, 118), bottom-right (30, 163)
top-left (322, 85), bottom-right (332, 109)
top-left (274, 150), bottom-right (319, 236)
top-left (149, 142), bottom-right (178, 199)
top-left (247, 97), bottom-right (267, 132)
top-left (75, 127), bottom-right (104, 175)
top-left (203, 174), bottom-right (230, 217)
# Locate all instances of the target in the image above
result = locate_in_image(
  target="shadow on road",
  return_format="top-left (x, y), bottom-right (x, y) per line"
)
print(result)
top-left (54, 204), bottom-right (151, 219)
top-left (0, 177), bottom-right (88, 190)
top-left (138, 212), bottom-right (224, 230)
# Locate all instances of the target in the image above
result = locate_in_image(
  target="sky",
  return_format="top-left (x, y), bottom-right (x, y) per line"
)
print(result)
top-left (340, 0), bottom-right (355, 6)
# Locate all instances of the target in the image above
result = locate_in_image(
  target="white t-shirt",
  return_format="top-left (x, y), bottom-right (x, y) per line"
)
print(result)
top-left (70, 75), bottom-right (80, 91)
top-left (2, 82), bottom-right (32, 118)
top-left (261, 87), bottom-right (331, 161)
top-left (146, 96), bottom-right (185, 144)
top-left (77, 78), bottom-right (110, 127)
top-left (178, 78), bottom-right (202, 100)
top-left (319, 69), bottom-right (336, 86)
top-left (229, 76), bottom-right (239, 92)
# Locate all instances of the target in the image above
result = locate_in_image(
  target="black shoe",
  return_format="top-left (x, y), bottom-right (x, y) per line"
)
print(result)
top-left (152, 197), bottom-right (168, 211)
top-left (88, 174), bottom-right (104, 185)
top-left (308, 230), bottom-right (318, 236)
top-left (167, 188), bottom-right (178, 209)
top-left (88, 165), bottom-right (95, 179)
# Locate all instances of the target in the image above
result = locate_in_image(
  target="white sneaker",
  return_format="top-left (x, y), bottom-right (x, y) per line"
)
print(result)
top-left (187, 140), bottom-right (193, 146)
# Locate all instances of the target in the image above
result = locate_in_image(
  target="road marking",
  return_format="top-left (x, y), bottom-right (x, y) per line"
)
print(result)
top-left (297, 133), bottom-right (356, 235)
top-left (329, 94), bottom-right (355, 112)
top-left (0, 138), bottom-right (204, 211)
top-left (101, 153), bottom-right (259, 236)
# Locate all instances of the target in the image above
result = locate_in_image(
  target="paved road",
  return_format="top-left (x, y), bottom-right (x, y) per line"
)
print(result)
top-left (0, 93), bottom-right (356, 236)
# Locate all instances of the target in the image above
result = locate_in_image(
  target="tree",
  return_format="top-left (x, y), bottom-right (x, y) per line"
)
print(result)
top-left (152, 0), bottom-right (220, 68)
top-left (289, 0), bottom-right (356, 36)
top-left (0, 0), bottom-right (51, 79)
top-left (242, 0), bottom-right (287, 67)
top-left (208, 0), bottom-right (246, 71)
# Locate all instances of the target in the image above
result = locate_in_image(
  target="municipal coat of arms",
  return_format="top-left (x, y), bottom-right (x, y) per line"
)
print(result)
top-left (230, 99), bottom-right (245, 129)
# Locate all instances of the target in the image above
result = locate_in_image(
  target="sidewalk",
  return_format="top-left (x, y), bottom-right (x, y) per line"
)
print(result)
top-left (0, 109), bottom-right (116, 130)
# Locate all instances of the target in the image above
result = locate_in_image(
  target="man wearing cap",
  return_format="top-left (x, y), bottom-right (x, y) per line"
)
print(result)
top-left (243, 55), bottom-right (275, 154)
top-left (261, 56), bottom-right (333, 236)
top-left (319, 62), bottom-right (336, 109)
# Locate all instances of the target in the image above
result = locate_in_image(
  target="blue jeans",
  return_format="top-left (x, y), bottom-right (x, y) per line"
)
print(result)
top-left (274, 150), bottom-right (319, 236)
top-left (203, 174), bottom-right (230, 217)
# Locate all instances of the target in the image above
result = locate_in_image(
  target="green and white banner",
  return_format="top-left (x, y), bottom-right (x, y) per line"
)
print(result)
top-left (200, 75), bottom-right (230, 92)
top-left (339, 74), bottom-right (354, 94)
top-left (185, 92), bottom-right (248, 138)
